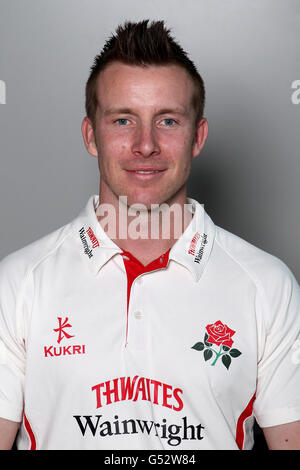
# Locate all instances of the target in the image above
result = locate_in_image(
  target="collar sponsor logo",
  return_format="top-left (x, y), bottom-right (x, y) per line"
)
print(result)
top-left (79, 226), bottom-right (99, 258)
top-left (86, 226), bottom-right (100, 248)
top-left (44, 316), bottom-right (86, 358)
top-left (192, 320), bottom-right (242, 369)
top-left (188, 232), bottom-right (201, 255)
top-left (188, 232), bottom-right (208, 264)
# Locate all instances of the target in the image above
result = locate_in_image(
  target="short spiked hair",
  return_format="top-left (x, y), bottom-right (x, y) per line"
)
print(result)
top-left (85, 20), bottom-right (206, 127)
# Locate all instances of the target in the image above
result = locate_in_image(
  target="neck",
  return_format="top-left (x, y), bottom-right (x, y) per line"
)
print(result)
top-left (96, 189), bottom-right (193, 266)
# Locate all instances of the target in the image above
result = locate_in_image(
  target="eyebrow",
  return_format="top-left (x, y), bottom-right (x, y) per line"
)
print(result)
top-left (103, 107), bottom-right (188, 116)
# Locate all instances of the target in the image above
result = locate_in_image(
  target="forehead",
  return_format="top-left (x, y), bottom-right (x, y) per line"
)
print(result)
top-left (95, 61), bottom-right (196, 111)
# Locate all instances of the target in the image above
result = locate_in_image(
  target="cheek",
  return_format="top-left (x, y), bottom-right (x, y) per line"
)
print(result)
top-left (97, 124), bottom-right (129, 151)
top-left (97, 136), bottom-right (128, 169)
top-left (161, 130), bottom-right (193, 154)
top-left (102, 135), bottom-right (125, 153)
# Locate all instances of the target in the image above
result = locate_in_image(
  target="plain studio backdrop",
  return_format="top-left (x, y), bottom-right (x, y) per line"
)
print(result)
top-left (0, 0), bottom-right (299, 281)
top-left (0, 0), bottom-right (299, 450)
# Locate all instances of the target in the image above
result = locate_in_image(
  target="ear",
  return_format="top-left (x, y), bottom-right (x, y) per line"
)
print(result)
top-left (81, 116), bottom-right (98, 157)
top-left (192, 118), bottom-right (208, 159)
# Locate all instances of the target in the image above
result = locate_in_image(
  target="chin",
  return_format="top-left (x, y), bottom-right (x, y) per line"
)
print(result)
top-left (126, 191), bottom-right (170, 209)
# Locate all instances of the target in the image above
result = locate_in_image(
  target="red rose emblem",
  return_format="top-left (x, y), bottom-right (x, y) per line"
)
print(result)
top-left (205, 320), bottom-right (235, 348)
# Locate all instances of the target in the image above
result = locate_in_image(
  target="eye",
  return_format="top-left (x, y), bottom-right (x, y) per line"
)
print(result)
top-left (161, 118), bottom-right (177, 126)
top-left (115, 118), bottom-right (130, 126)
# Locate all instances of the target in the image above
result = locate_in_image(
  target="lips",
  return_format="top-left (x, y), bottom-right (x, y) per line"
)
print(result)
top-left (125, 168), bottom-right (166, 173)
top-left (124, 168), bottom-right (166, 179)
top-left (127, 170), bottom-right (164, 174)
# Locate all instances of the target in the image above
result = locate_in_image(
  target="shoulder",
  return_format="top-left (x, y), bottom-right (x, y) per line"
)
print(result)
top-left (0, 222), bottom-right (73, 290)
top-left (214, 225), bottom-right (293, 282)
top-left (0, 220), bottom-right (76, 339)
top-left (214, 225), bottom-right (299, 326)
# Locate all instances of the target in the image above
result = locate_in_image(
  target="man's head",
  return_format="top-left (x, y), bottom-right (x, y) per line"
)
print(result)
top-left (82, 20), bottom-right (208, 209)
top-left (85, 20), bottom-right (206, 130)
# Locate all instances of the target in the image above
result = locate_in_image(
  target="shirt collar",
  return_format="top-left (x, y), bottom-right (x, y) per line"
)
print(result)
top-left (71, 195), bottom-right (215, 281)
top-left (71, 195), bottom-right (122, 276)
top-left (168, 198), bottom-right (216, 282)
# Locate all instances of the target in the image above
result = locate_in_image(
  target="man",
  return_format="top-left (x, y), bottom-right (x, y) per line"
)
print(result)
top-left (0, 20), bottom-right (300, 450)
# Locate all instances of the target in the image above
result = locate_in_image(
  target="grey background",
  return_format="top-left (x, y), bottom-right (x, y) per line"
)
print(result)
top-left (0, 0), bottom-right (299, 284)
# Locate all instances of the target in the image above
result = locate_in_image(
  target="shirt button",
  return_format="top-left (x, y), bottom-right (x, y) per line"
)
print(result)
top-left (134, 311), bottom-right (143, 320)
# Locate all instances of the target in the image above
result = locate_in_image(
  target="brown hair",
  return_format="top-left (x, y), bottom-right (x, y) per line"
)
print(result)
top-left (85, 19), bottom-right (206, 127)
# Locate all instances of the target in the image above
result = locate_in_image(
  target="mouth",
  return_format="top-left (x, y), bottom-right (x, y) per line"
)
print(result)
top-left (124, 168), bottom-right (167, 180)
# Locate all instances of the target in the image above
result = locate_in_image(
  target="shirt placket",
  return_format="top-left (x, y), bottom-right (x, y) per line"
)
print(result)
top-left (121, 251), bottom-right (170, 349)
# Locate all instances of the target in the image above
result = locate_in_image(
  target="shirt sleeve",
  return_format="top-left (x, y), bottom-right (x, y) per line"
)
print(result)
top-left (0, 254), bottom-right (26, 422)
top-left (253, 260), bottom-right (300, 428)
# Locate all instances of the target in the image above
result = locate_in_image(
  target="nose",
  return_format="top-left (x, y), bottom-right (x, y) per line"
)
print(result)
top-left (132, 123), bottom-right (160, 158)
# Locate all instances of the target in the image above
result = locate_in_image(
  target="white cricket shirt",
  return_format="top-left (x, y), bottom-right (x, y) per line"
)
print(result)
top-left (0, 195), bottom-right (300, 450)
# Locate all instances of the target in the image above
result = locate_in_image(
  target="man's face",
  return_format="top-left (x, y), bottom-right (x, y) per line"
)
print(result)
top-left (82, 61), bottom-right (208, 209)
